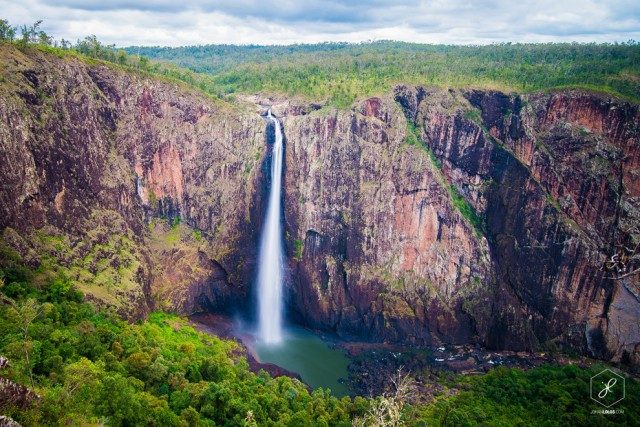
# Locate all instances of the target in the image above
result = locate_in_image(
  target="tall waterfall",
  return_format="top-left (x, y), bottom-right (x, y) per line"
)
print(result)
top-left (257, 109), bottom-right (285, 344)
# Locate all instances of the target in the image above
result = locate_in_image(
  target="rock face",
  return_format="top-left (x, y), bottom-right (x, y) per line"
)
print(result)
top-left (0, 45), bottom-right (265, 318)
top-left (282, 87), bottom-right (640, 365)
top-left (282, 97), bottom-right (492, 345)
top-left (0, 45), bottom-right (638, 365)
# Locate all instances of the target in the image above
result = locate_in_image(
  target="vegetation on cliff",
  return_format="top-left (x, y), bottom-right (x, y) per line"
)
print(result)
top-left (0, 18), bottom-right (226, 104)
top-left (404, 119), bottom-right (486, 237)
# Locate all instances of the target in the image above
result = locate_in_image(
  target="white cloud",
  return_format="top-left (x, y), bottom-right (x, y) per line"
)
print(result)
top-left (2, 0), bottom-right (639, 46)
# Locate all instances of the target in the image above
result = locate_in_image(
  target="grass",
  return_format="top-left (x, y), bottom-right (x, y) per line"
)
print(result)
top-left (463, 108), bottom-right (483, 126)
top-left (293, 239), bottom-right (304, 261)
top-left (6, 210), bottom-right (148, 312)
top-left (448, 184), bottom-right (486, 238)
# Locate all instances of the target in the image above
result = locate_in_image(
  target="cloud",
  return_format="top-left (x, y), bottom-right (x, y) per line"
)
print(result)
top-left (2, 0), bottom-right (639, 46)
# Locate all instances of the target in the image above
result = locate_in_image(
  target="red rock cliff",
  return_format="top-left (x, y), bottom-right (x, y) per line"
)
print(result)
top-left (282, 87), bottom-right (639, 366)
top-left (1, 45), bottom-right (638, 365)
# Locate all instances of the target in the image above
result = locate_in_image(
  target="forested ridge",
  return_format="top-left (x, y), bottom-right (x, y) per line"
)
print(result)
top-left (2, 18), bottom-right (638, 108)
top-left (130, 41), bottom-right (640, 107)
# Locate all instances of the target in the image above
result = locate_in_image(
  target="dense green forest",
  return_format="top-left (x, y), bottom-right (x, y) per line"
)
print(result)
top-left (0, 244), bottom-right (365, 426)
top-left (2, 18), bottom-right (638, 109)
top-left (2, 243), bottom-right (639, 426)
top-left (130, 41), bottom-right (640, 107)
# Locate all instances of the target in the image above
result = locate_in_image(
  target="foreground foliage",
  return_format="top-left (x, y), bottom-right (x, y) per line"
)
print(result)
top-left (415, 365), bottom-right (640, 426)
top-left (0, 248), bottom-right (364, 426)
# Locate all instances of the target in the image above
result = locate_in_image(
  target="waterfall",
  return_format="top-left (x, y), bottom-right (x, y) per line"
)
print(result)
top-left (257, 109), bottom-right (285, 344)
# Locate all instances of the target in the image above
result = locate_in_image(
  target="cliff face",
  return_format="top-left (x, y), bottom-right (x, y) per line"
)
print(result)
top-left (1, 45), bottom-right (638, 364)
top-left (282, 88), bottom-right (640, 364)
top-left (0, 45), bottom-right (265, 318)
top-left (282, 97), bottom-right (492, 345)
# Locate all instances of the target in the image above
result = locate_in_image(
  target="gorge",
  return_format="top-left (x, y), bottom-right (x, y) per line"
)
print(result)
top-left (1, 41), bottom-right (639, 380)
top-left (0, 42), bottom-right (640, 426)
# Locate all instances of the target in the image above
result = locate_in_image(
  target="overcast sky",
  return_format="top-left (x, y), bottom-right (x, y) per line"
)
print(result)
top-left (4, 0), bottom-right (640, 46)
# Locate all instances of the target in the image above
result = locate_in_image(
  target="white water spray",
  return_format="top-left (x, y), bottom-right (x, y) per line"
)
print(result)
top-left (257, 109), bottom-right (285, 344)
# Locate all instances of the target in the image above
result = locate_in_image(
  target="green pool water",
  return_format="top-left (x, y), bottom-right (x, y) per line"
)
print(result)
top-left (253, 327), bottom-right (352, 397)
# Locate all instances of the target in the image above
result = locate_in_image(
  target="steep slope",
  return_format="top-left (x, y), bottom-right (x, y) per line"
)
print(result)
top-left (281, 88), bottom-right (640, 364)
top-left (282, 97), bottom-right (492, 345)
top-left (0, 44), bottom-right (265, 318)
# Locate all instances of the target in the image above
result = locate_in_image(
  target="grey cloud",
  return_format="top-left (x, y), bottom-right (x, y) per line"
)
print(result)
top-left (43, 0), bottom-right (412, 24)
top-left (3, 0), bottom-right (639, 46)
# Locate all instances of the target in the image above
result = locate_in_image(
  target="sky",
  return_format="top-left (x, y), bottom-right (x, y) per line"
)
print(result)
top-left (3, 0), bottom-right (640, 47)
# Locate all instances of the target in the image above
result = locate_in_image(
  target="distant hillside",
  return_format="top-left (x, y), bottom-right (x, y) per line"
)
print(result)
top-left (129, 41), bottom-right (640, 107)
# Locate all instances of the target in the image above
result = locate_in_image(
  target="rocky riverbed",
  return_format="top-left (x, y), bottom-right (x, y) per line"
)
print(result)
top-left (190, 312), bottom-right (605, 401)
top-left (344, 341), bottom-right (599, 400)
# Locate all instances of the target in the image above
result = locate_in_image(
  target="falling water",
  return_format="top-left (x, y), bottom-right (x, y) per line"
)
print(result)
top-left (257, 109), bottom-right (284, 344)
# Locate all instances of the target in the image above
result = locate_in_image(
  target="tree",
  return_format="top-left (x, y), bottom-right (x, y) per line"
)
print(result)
top-left (16, 20), bottom-right (44, 48)
top-left (244, 410), bottom-right (258, 427)
top-left (0, 19), bottom-right (16, 41)
top-left (353, 369), bottom-right (417, 427)
top-left (17, 300), bottom-right (41, 388)
top-left (38, 30), bottom-right (52, 46)
top-left (1, 279), bottom-right (40, 389)
top-left (117, 49), bottom-right (127, 65)
top-left (138, 55), bottom-right (150, 70)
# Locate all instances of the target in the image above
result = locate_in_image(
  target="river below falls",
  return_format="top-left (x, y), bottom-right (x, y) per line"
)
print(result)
top-left (190, 314), bottom-right (352, 397)
top-left (251, 326), bottom-right (351, 397)
top-left (190, 313), bottom-right (571, 399)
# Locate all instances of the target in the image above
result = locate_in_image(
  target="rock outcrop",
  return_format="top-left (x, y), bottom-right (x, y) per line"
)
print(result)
top-left (282, 87), bottom-right (640, 365)
top-left (282, 97), bottom-right (492, 345)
